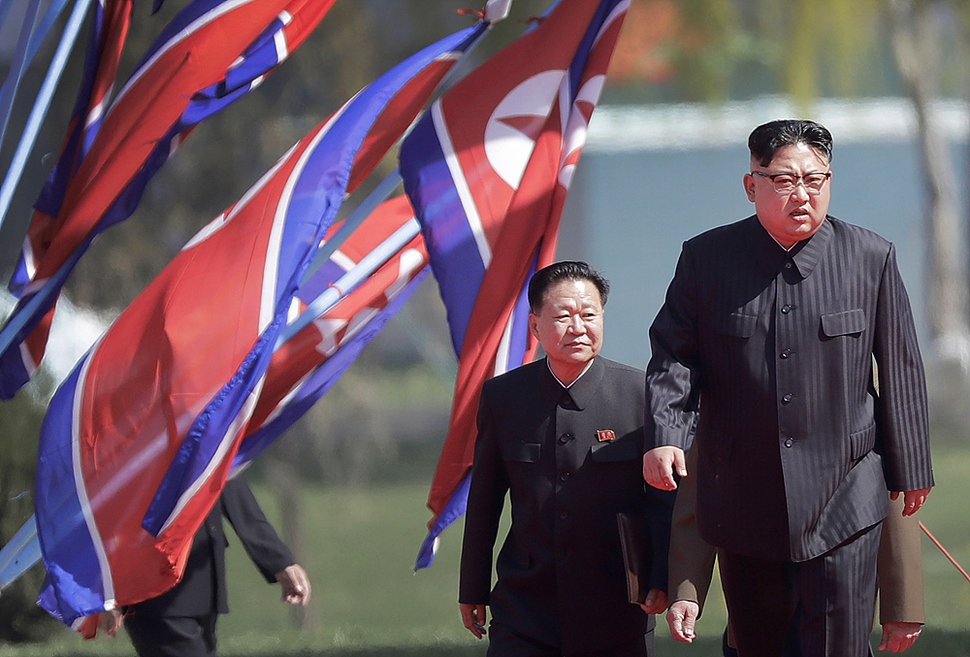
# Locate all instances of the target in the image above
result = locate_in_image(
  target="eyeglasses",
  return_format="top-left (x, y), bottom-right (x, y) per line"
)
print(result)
top-left (751, 171), bottom-right (831, 195)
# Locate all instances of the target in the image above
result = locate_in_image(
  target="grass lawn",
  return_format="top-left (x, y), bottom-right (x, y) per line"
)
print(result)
top-left (3, 443), bottom-right (969, 656)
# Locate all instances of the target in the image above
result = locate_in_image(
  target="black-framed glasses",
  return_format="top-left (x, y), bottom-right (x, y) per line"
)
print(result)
top-left (751, 171), bottom-right (831, 195)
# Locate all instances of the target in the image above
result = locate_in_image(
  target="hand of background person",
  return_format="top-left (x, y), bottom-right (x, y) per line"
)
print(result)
top-left (665, 600), bottom-right (699, 643)
top-left (889, 488), bottom-right (931, 516)
top-left (275, 564), bottom-right (311, 606)
top-left (460, 602), bottom-right (488, 639)
top-left (640, 588), bottom-right (668, 615)
top-left (98, 609), bottom-right (124, 637)
top-left (642, 446), bottom-right (686, 490)
top-left (878, 621), bottom-right (922, 652)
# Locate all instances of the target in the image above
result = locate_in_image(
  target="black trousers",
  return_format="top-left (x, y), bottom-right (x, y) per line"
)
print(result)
top-left (125, 613), bottom-right (219, 657)
top-left (486, 621), bottom-right (656, 657)
top-left (718, 522), bottom-right (881, 657)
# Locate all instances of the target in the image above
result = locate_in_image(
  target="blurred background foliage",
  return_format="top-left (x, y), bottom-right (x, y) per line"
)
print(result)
top-left (1, 0), bottom-right (970, 649)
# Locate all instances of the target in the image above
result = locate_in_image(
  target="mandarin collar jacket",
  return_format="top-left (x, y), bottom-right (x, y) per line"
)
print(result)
top-left (461, 356), bottom-right (675, 654)
top-left (645, 215), bottom-right (933, 562)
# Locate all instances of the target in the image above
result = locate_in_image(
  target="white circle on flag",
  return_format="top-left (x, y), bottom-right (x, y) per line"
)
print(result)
top-left (484, 70), bottom-right (565, 190)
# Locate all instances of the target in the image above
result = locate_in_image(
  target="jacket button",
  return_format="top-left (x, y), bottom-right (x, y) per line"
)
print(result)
top-left (560, 473), bottom-right (570, 482)
top-left (782, 393), bottom-right (793, 403)
top-left (558, 433), bottom-right (572, 445)
top-left (780, 348), bottom-right (791, 359)
top-left (781, 304), bottom-right (791, 314)
top-left (559, 511), bottom-right (568, 520)
top-left (784, 438), bottom-right (794, 448)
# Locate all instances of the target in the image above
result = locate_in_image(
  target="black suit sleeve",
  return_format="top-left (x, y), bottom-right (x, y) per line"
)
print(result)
top-left (221, 477), bottom-right (296, 583)
top-left (459, 385), bottom-right (509, 605)
top-left (645, 243), bottom-right (700, 452)
top-left (872, 244), bottom-right (934, 492)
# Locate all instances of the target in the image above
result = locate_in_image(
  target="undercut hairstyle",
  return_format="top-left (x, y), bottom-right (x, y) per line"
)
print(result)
top-left (528, 261), bottom-right (610, 313)
top-left (748, 119), bottom-right (833, 167)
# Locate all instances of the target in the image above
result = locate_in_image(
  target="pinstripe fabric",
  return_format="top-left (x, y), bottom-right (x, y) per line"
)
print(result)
top-left (717, 523), bottom-right (881, 657)
top-left (645, 215), bottom-right (933, 563)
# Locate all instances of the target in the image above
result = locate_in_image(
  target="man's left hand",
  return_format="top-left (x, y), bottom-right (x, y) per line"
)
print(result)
top-left (643, 446), bottom-right (686, 490)
top-left (640, 588), bottom-right (668, 615)
top-left (665, 600), bottom-right (699, 643)
top-left (889, 488), bottom-right (931, 516)
top-left (878, 621), bottom-right (921, 652)
top-left (275, 564), bottom-right (311, 606)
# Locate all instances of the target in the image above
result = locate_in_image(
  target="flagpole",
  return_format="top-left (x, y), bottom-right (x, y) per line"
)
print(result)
top-left (300, 169), bottom-right (402, 286)
top-left (0, 0), bottom-right (73, 135)
top-left (0, 245), bottom-right (86, 363)
top-left (0, 516), bottom-right (39, 591)
top-left (0, 0), bottom-right (16, 31)
top-left (278, 213), bottom-right (420, 349)
top-left (0, 0), bottom-right (44, 152)
top-left (0, 0), bottom-right (95, 234)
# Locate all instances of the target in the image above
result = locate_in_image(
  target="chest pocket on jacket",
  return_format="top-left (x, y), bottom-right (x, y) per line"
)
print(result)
top-left (589, 435), bottom-right (640, 462)
top-left (502, 442), bottom-right (541, 463)
top-left (821, 309), bottom-right (866, 337)
top-left (714, 312), bottom-right (758, 338)
top-left (849, 424), bottom-right (876, 461)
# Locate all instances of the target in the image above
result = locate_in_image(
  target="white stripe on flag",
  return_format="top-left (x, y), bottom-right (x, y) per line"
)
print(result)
top-left (430, 100), bottom-right (492, 268)
top-left (71, 341), bottom-right (114, 607)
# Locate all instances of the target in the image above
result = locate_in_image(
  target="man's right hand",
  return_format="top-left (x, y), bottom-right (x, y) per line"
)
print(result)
top-left (460, 602), bottom-right (488, 639)
top-left (666, 600), bottom-right (699, 643)
top-left (275, 564), bottom-right (311, 606)
top-left (643, 446), bottom-right (687, 490)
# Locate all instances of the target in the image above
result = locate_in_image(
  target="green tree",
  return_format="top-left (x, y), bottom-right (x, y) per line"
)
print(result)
top-left (0, 391), bottom-right (57, 643)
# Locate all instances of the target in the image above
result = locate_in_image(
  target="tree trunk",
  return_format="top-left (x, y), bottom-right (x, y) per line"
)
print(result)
top-left (268, 448), bottom-right (312, 631)
top-left (888, 0), bottom-right (970, 367)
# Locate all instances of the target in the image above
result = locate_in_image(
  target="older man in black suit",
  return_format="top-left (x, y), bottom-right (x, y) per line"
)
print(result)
top-left (642, 119), bottom-right (934, 657)
top-left (459, 261), bottom-right (675, 657)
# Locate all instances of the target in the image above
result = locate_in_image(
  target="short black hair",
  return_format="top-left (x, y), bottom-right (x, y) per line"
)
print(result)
top-left (748, 119), bottom-right (833, 167)
top-left (528, 261), bottom-right (609, 313)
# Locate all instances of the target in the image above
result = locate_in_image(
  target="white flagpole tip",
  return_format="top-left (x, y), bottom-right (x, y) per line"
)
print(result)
top-left (484, 0), bottom-right (513, 23)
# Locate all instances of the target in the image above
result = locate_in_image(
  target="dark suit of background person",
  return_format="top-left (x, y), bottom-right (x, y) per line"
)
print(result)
top-left (459, 261), bottom-right (676, 657)
top-left (121, 477), bottom-right (311, 657)
top-left (666, 447), bottom-right (925, 655)
top-left (641, 120), bottom-right (933, 657)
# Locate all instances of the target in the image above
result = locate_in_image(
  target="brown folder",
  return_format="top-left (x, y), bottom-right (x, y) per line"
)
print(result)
top-left (616, 512), bottom-right (651, 605)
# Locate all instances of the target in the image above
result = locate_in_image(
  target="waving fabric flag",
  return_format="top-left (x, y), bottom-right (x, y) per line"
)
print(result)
top-left (399, 0), bottom-right (630, 568)
top-left (33, 14), bottom-right (497, 628)
top-left (234, 194), bottom-right (429, 471)
top-left (0, 0), bottom-right (338, 400)
top-left (10, 0), bottom-right (134, 296)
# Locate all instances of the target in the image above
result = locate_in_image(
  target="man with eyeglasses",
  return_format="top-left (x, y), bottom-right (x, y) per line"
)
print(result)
top-left (641, 119), bottom-right (933, 657)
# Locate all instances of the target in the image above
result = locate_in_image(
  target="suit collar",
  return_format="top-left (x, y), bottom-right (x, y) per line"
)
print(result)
top-left (540, 356), bottom-right (604, 411)
top-left (790, 217), bottom-right (833, 278)
top-left (749, 215), bottom-right (833, 279)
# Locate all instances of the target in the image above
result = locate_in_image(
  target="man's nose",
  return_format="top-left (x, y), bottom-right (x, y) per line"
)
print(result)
top-left (567, 315), bottom-right (585, 332)
top-left (790, 181), bottom-right (811, 200)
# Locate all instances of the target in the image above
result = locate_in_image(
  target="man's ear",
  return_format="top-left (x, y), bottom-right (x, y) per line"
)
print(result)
top-left (528, 313), bottom-right (540, 340)
top-left (743, 173), bottom-right (756, 202)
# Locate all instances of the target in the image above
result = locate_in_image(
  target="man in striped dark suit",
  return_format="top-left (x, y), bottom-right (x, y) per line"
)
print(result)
top-left (641, 119), bottom-right (934, 657)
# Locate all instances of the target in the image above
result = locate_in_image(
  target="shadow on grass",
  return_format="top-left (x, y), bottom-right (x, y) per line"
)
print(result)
top-left (216, 630), bottom-right (970, 657)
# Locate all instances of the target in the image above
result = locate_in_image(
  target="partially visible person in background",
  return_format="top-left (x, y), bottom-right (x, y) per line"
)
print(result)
top-left (102, 476), bottom-right (309, 657)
